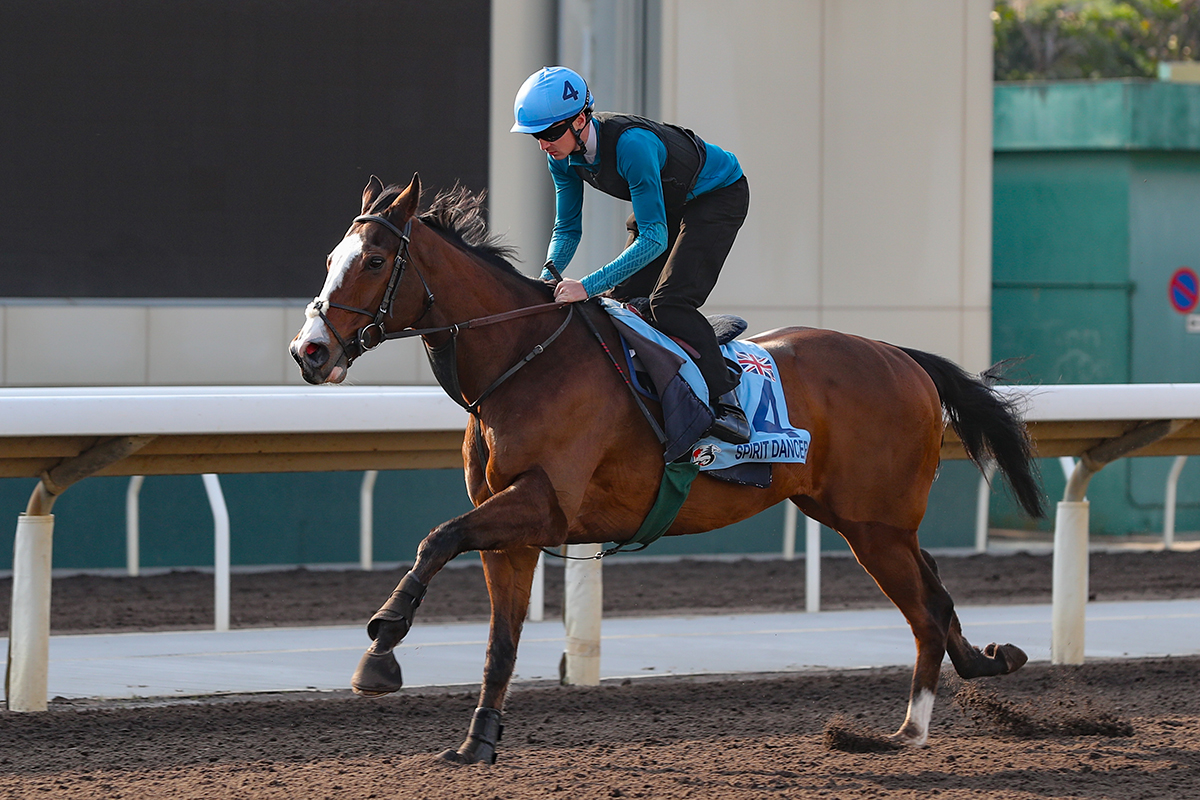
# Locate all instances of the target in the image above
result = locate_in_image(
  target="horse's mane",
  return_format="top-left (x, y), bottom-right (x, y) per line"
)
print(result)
top-left (369, 184), bottom-right (543, 290)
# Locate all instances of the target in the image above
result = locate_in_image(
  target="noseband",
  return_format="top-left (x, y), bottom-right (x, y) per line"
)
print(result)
top-left (306, 214), bottom-right (434, 366)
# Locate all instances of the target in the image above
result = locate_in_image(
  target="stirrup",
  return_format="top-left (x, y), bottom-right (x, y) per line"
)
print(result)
top-left (708, 390), bottom-right (751, 444)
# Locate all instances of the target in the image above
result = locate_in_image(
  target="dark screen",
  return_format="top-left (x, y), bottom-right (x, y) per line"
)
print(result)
top-left (0, 0), bottom-right (490, 297)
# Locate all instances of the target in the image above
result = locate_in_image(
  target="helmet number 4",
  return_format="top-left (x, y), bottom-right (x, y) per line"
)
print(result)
top-left (562, 81), bottom-right (579, 102)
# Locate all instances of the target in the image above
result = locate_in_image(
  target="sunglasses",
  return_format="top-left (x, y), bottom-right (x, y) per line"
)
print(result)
top-left (531, 118), bottom-right (575, 142)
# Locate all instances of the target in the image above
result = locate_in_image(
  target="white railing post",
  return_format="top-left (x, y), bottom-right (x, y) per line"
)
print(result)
top-left (805, 515), bottom-right (821, 613)
top-left (7, 513), bottom-right (55, 711)
top-left (1051, 499), bottom-right (1089, 664)
top-left (975, 463), bottom-right (997, 553)
top-left (1052, 455), bottom-right (1096, 666)
top-left (360, 470), bottom-right (378, 571)
top-left (1164, 455), bottom-right (1187, 550)
top-left (562, 544), bottom-right (602, 685)
top-left (202, 474), bottom-right (230, 633)
top-left (527, 551), bottom-right (544, 622)
top-left (1060, 456), bottom-right (1078, 483)
top-left (125, 475), bottom-right (144, 577)
top-left (782, 502), bottom-right (797, 560)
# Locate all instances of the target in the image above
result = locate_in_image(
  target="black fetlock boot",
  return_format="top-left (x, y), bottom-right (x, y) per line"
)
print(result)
top-left (352, 572), bottom-right (427, 696)
top-left (439, 706), bottom-right (504, 765)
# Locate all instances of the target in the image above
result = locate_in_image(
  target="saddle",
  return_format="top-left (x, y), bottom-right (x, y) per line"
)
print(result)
top-left (623, 297), bottom-right (747, 354)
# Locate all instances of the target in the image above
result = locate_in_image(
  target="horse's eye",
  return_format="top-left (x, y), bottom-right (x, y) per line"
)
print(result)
top-left (366, 256), bottom-right (386, 270)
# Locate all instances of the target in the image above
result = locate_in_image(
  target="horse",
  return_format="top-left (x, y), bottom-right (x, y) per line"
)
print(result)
top-left (290, 174), bottom-right (1045, 764)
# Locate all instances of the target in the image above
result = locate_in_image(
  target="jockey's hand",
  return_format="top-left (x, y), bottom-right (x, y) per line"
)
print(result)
top-left (553, 279), bottom-right (588, 303)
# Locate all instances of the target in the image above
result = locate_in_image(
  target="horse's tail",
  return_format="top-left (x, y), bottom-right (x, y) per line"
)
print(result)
top-left (899, 347), bottom-right (1045, 519)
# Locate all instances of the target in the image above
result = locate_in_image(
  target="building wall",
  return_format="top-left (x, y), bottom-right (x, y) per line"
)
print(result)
top-left (990, 81), bottom-right (1200, 536)
top-left (3, 0), bottom-right (996, 386)
top-left (0, 1), bottom-right (1001, 570)
top-left (657, 0), bottom-right (994, 370)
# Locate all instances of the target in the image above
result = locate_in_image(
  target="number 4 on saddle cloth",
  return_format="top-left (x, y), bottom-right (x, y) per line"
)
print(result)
top-left (600, 299), bottom-right (811, 489)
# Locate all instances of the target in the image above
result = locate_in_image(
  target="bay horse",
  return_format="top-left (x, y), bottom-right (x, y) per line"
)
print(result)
top-left (290, 174), bottom-right (1044, 763)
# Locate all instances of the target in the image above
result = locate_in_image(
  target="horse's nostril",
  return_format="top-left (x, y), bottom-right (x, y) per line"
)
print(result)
top-left (302, 341), bottom-right (329, 367)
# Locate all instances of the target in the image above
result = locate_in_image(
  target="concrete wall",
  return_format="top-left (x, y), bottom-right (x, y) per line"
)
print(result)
top-left (660, 0), bottom-right (994, 370)
top-left (0, 300), bottom-right (436, 387)
top-left (3, 0), bottom-right (993, 387)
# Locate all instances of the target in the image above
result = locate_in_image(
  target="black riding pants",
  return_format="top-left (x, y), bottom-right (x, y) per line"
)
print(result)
top-left (609, 175), bottom-right (750, 400)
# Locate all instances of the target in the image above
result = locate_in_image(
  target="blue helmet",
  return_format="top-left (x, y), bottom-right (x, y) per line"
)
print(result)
top-left (511, 66), bottom-right (594, 133)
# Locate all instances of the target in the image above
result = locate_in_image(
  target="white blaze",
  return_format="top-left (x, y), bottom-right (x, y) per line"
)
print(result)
top-left (297, 233), bottom-right (365, 345)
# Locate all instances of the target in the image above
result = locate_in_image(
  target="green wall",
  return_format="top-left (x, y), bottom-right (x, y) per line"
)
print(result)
top-left (0, 457), bottom-right (987, 571)
top-left (991, 81), bottom-right (1200, 536)
top-left (0, 470), bottom-right (477, 572)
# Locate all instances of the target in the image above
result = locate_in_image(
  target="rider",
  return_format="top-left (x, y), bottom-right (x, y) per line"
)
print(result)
top-left (511, 66), bottom-right (752, 445)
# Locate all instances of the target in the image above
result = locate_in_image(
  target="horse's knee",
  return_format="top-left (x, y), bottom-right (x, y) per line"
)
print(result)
top-left (413, 521), bottom-right (466, 571)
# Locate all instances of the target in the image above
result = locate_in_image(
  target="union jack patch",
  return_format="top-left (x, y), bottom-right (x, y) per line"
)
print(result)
top-left (737, 351), bottom-right (776, 381)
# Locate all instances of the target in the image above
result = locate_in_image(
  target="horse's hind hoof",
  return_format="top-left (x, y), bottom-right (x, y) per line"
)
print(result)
top-left (351, 650), bottom-right (403, 696)
top-left (984, 642), bottom-right (1028, 674)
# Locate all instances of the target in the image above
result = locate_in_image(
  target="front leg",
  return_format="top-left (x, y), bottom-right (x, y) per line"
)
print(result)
top-left (439, 546), bottom-right (542, 765)
top-left (351, 467), bottom-right (567, 697)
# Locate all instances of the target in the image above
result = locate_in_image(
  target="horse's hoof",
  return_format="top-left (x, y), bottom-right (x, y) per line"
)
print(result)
top-left (890, 724), bottom-right (929, 748)
top-left (984, 642), bottom-right (1028, 674)
top-left (436, 707), bottom-right (503, 765)
top-left (351, 650), bottom-right (403, 696)
top-left (436, 741), bottom-right (497, 766)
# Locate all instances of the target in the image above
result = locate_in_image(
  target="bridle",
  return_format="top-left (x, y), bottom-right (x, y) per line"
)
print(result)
top-left (305, 213), bottom-right (573, 414)
top-left (305, 214), bottom-right (432, 367)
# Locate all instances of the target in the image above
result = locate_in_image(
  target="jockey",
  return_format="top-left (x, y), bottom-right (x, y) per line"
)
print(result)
top-left (512, 66), bottom-right (752, 445)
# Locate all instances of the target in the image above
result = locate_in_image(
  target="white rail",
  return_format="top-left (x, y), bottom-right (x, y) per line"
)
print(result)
top-left (3, 383), bottom-right (1198, 707)
top-left (0, 386), bottom-right (468, 711)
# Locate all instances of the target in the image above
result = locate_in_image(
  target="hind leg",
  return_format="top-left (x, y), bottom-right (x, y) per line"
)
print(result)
top-left (837, 520), bottom-right (954, 747)
top-left (920, 550), bottom-right (1028, 678)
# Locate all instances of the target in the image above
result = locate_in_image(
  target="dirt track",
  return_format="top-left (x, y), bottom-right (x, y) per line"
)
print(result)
top-left (0, 549), bottom-right (1198, 798)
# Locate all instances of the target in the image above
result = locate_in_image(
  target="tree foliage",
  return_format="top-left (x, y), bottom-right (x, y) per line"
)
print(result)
top-left (994, 0), bottom-right (1200, 80)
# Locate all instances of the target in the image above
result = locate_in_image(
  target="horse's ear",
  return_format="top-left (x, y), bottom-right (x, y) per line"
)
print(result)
top-left (362, 175), bottom-right (385, 214)
top-left (385, 172), bottom-right (421, 222)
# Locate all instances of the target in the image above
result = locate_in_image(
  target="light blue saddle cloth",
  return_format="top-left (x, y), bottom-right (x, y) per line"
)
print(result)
top-left (599, 300), bottom-right (811, 480)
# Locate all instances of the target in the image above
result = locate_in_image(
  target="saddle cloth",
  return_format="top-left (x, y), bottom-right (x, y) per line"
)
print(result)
top-left (599, 299), bottom-right (811, 487)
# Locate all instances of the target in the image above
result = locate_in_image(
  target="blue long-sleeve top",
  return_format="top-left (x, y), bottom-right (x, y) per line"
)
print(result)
top-left (542, 122), bottom-right (743, 297)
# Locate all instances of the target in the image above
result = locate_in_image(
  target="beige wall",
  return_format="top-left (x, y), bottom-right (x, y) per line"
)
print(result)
top-left (5, 0), bottom-right (993, 387)
top-left (662, 0), bottom-right (994, 369)
top-left (0, 301), bottom-right (436, 387)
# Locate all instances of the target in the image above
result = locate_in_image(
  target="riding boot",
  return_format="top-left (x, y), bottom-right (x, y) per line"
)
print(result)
top-left (708, 389), bottom-right (751, 444)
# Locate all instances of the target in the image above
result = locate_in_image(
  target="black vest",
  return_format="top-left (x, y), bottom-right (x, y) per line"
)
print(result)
top-left (573, 112), bottom-right (708, 212)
